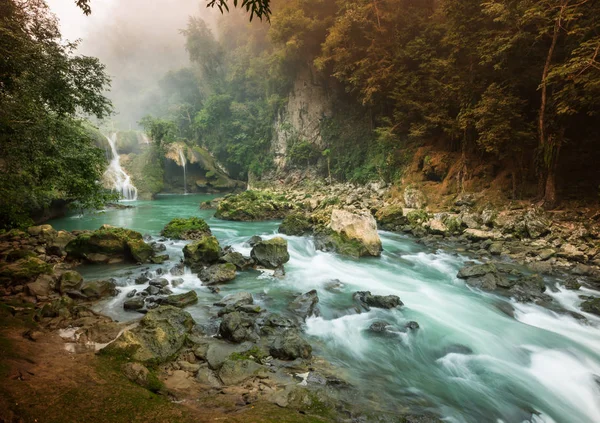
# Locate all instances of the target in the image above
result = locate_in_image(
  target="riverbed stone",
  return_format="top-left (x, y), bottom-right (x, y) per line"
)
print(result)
top-left (250, 237), bottom-right (290, 268)
top-left (162, 290), bottom-right (198, 308)
top-left (182, 235), bottom-right (221, 270)
top-left (581, 298), bottom-right (600, 316)
top-left (220, 251), bottom-right (254, 270)
top-left (102, 306), bottom-right (194, 363)
top-left (123, 297), bottom-right (145, 311)
top-left (353, 291), bottom-right (402, 311)
top-left (329, 209), bottom-right (382, 258)
top-left (289, 290), bottom-right (320, 320)
top-left (270, 329), bottom-right (312, 360)
top-left (374, 204), bottom-right (407, 232)
top-left (219, 311), bottom-right (257, 343)
top-left (170, 263), bottom-right (185, 276)
top-left (457, 263), bottom-right (497, 279)
top-left (278, 212), bottom-right (313, 236)
top-left (81, 280), bottom-right (117, 299)
top-left (59, 270), bottom-right (83, 293)
top-left (199, 263), bottom-right (237, 285)
top-left (214, 292), bottom-right (253, 308)
top-left (218, 359), bottom-right (267, 385)
top-left (161, 217), bottom-right (211, 240)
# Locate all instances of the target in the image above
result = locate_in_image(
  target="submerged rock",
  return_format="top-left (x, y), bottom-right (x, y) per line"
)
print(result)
top-left (199, 263), bottom-right (237, 285)
top-left (102, 306), bottom-right (194, 363)
top-left (353, 291), bottom-right (402, 311)
top-left (369, 321), bottom-right (392, 333)
top-left (250, 237), bottom-right (290, 269)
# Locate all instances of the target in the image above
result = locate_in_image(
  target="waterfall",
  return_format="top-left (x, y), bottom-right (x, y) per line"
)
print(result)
top-left (103, 133), bottom-right (138, 201)
top-left (178, 146), bottom-right (187, 194)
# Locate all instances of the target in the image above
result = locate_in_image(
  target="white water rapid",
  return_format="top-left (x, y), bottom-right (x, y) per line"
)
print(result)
top-left (103, 133), bottom-right (138, 201)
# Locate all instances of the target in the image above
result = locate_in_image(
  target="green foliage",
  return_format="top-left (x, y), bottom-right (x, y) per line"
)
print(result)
top-left (287, 139), bottom-right (321, 167)
top-left (0, 0), bottom-right (114, 229)
top-left (121, 146), bottom-right (164, 198)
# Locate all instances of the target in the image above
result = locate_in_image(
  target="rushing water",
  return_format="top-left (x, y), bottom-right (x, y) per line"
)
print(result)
top-left (48, 194), bottom-right (600, 423)
top-left (178, 146), bottom-right (187, 194)
top-left (103, 133), bottom-right (138, 201)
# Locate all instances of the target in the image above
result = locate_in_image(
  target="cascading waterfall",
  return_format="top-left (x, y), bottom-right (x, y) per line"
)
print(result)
top-left (178, 146), bottom-right (187, 194)
top-left (103, 133), bottom-right (138, 201)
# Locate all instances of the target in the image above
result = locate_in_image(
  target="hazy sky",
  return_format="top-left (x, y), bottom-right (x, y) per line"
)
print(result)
top-left (46, 0), bottom-right (208, 128)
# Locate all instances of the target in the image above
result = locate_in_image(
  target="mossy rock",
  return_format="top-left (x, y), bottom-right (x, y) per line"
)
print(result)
top-left (182, 235), bottom-right (220, 270)
top-left (375, 205), bottom-right (407, 231)
top-left (314, 229), bottom-right (370, 259)
top-left (66, 226), bottom-right (154, 264)
top-left (406, 209), bottom-right (430, 226)
top-left (0, 257), bottom-right (52, 285)
top-left (101, 306), bottom-right (194, 364)
top-left (215, 190), bottom-right (295, 221)
top-left (160, 217), bottom-right (211, 240)
top-left (278, 213), bottom-right (313, 236)
top-left (59, 270), bottom-right (83, 293)
top-left (250, 237), bottom-right (290, 269)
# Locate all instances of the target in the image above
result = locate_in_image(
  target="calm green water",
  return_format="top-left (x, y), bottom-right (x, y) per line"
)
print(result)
top-left (49, 194), bottom-right (600, 423)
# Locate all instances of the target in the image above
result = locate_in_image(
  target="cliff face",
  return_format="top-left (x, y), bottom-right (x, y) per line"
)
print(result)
top-left (271, 66), bottom-right (332, 172)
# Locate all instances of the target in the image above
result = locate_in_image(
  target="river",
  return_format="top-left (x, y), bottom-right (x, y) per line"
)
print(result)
top-left (48, 194), bottom-right (600, 423)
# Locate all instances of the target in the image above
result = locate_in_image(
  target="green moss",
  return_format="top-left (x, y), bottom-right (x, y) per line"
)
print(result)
top-left (278, 212), bottom-right (312, 236)
top-left (316, 229), bottom-right (367, 259)
top-left (0, 257), bottom-right (52, 284)
top-left (182, 235), bottom-right (221, 267)
top-left (121, 146), bottom-right (164, 199)
top-left (66, 226), bottom-right (154, 263)
top-left (406, 209), bottom-right (430, 226)
top-left (161, 217), bottom-right (210, 239)
top-left (215, 190), bottom-right (295, 221)
top-left (229, 346), bottom-right (267, 363)
top-left (5, 249), bottom-right (36, 262)
top-left (443, 216), bottom-right (464, 234)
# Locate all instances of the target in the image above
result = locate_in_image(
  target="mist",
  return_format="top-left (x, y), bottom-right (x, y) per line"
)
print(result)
top-left (48, 0), bottom-right (220, 129)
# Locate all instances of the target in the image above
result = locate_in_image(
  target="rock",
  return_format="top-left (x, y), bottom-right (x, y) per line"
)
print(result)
top-left (178, 360), bottom-right (201, 374)
top-left (369, 321), bottom-right (391, 333)
top-left (121, 362), bottom-right (154, 390)
top-left (81, 280), bottom-right (117, 299)
top-left (564, 277), bottom-right (581, 290)
top-left (26, 274), bottom-right (55, 298)
top-left (465, 272), bottom-right (504, 291)
top-left (182, 235), bottom-right (221, 269)
top-left (246, 235), bottom-right (263, 247)
top-left (151, 243), bottom-right (166, 253)
top-left (353, 291), bottom-right (402, 311)
top-left (162, 290), bottom-right (198, 308)
top-left (289, 290), bottom-right (320, 320)
top-left (558, 244), bottom-right (586, 262)
top-left (488, 242), bottom-right (504, 256)
top-left (28, 224), bottom-right (57, 241)
top-left (214, 292), bottom-right (254, 308)
top-left (196, 367), bottom-right (222, 387)
top-left (144, 285), bottom-right (160, 295)
top-left (220, 252), bottom-right (254, 270)
top-left (525, 210), bottom-right (551, 239)
top-left (329, 209), bottom-right (382, 258)
top-left (250, 237), bottom-right (290, 269)
top-left (102, 306), bottom-right (194, 363)
top-left (123, 298), bottom-right (145, 311)
top-left (0, 257), bottom-right (52, 284)
top-left (127, 289), bottom-right (137, 298)
top-left (464, 228), bottom-right (502, 241)
top-left (149, 278), bottom-right (169, 288)
top-left (135, 275), bottom-right (149, 285)
top-left (214, 190), bottom-right (294, 221)
top-left (324, 279), bottom-right (344, 292)
top-left (374, 204), bottom-right (407, 232)
top-left (65, 226), bottom-right (155, 264)
top-left (59, 270), bottom-right (83, 293)
top-left (199, 263), bottom-right (237, 285)
top-left (218, 359), bottom-right (267, 385)
top-left (171, 278), bottom-right (184, 287)
top-left (581, 298), bottom-right (600, 316)
top-left (219, 311), bottom-right (257, 343)
top-left (572, 263), bottom-right (593, 276)
top-left (161, 217), bottom-right (211, 240)
top-left (270, 329), bottom-right (312, 360)
top-left (426, 219), bottom-right (448, 236)
top-left (39, 296), bottom-right (74, 318)
top-left (170, 263), bottom-right (185, 276)
top-left (406, 321), bottom-right (420, 330)
top-left (403, 186), bottom-right (427, 209)
top-left (457, 263), bottom-right (497, 279)
top-left (539, 249), bottom-right (556, 261)
top-left (47, 231), bottom-right (76, 256)
top-left (278, 213), bottom-right (312, 236)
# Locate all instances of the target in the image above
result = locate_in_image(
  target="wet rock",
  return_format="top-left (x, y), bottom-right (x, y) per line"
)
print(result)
top-left (171, 278), bottom-right (184, 287)
top-left (457, 263), bottom-right (497, 279)
top-left (102, 306), bottom-right (195, 363)
top-left (369, 321), bottom-right (391, 333)
top-left (564, 277), bottom-right (581, 290)
top-left (246, 235), bottom-right (263, 247)
top-left (59, 270), bottom-right (83, 293)
top-left (170, 263), bottom-right (185, 276)
top-left (353, 291), bottom-right (402, 311)
top-left (162, 290), bottom-right (198, 308)
top-left (214, 292), bottom-right (253, 308)
top-left (270, 329), bottom-right (312, 360)
top-left (220, 251), bottom-right (254, 270)
top-left (159, 287), bottom-right (173, 295)
top-left (81, 280), bottom-right (118, 299)
top-left (250, 237), bottom-right (290, 269)
top-left (289, 290), bottom-right (320, 320)
top-left (581, 298), bottom-right (600, 316)
top-left (218, 359), bottom-right (267, 385)
top-left (324, 279), bottom-right (344, 292)
top-left (151, 243), bottom-right (166, 253)
top-left (123, 297), bottom-right (145, 311)
top-left (329, 209), bottom-right (382, 257)
top-left (161, 217), bottom-right (211, 240)
top-left (375, 205), bottom-right (407, 232)
top-left (278, 213), bottom-right (312, 236)
top-left (219, 312), bottom-right (257, 343)
top-left (273, 266), bottom-right (285, 278)
top-left (182, 235), bottom-right (221, 270)
top-left (405, 321), bottom-right (420, 330)
top-left (199, 263), bottom-right (237, 285)
top-left (440, 344), bottom-right (473, 356)
top-left (135, 275), bottom-right (149, 285)
top-left (145, 285), bottom-right (160, 295)
top-left (126, 289), bottom-right (137, 298)
top-left (149, 278), bottom-right (169, 288)
top-left (155, 268), bottom-right (166, 275)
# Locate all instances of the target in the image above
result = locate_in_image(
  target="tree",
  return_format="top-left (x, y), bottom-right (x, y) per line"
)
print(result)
top-left (0, 0), bottom-right (113, 228)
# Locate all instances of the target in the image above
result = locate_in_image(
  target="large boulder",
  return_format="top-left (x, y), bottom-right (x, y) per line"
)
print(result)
top-left (219, 311), bottom-right (257, 343)
top-left (220, 251), bottom-right (254, 270)
top-left (250, 237), bottom-right (290, 269)
top-left (27, 225), bottom-right (57, 242)
top-left (27, 274), bottom-right (55, 298)
top-left (215, 190), bottom-right (295, 221)
top-left (199, 263), bottom-right (237, 285)
top-left (102, 306), bottom-right (194, 363)
top-left (214, 292), bottom-right (254, 308)
top-left (160, 217), bottom-right (211, 240)
top-left (289, 290), bottom-right (320, 321)
top-left (321, 209), bottom-right (382, 258)
top-left (81, 279), bottom-right (117, 299)
top-left (403, 186), bottom-right (427, 209)
top-left (374, 205), bottom-right (407, 232)
top-left (0, 257), bottom-right (52, 285)
top-left (353, 291), bottom-right (402, 311)
top-left (278, 213), bottom-right (313, 236)
top-left (270, 329), bottom-right (312, 360)
top-left (182, 235), bottom-right (221, 270)
top-left (59, 270), bottom-right (83, 293)
top-left (47, 230), bottom-right (76, 256)
top-left (162, 290), bottom-right (198, 308)
top-left (65, 226), bottom-right (154, 264)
